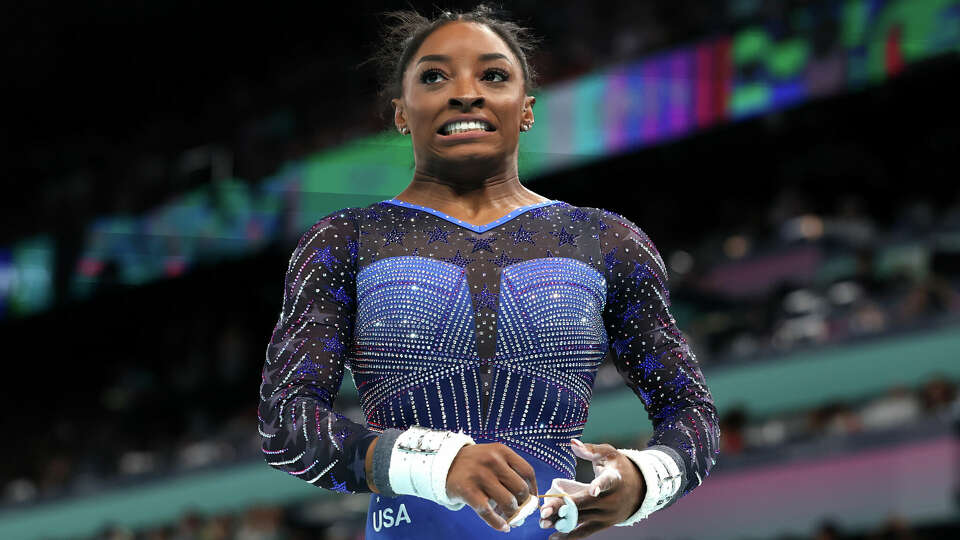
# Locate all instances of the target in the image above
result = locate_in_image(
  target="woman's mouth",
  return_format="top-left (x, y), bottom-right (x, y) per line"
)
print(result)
top-left (437, 120), bottom-right (496, 136)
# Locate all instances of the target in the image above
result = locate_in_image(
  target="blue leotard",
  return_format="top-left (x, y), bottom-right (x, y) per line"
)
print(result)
top-left (258, 198), bottom-right (720, 536)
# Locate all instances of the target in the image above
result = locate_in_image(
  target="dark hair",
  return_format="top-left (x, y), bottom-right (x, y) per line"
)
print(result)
top-left (360, 3), bottom-right (543, 124)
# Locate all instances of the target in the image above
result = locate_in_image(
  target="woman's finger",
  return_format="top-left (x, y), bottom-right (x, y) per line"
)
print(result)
top-left (496, 454), bottom-right (534, 504)
top-left (483, 478), bottom-right (521, 525)
top-left (502, 448), bottom-right (538, 497)
top-left (587, 463), bottom-right (622, 496)
top-left (541, 506), bottom-right (603, 528)
top-left (461, 487), bottom-right (511, 532)
top-left (569, 439), bottom-right (599, 461)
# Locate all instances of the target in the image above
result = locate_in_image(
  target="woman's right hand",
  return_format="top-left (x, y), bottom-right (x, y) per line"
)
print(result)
top-left (446, 442), bottom-right (539, 532)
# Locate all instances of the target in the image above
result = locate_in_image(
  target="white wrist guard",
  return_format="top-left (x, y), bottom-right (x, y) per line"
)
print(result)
top-left (614, 448), bottom-right (682, 526)
top-left (388, 425), bottom-right (476, 511)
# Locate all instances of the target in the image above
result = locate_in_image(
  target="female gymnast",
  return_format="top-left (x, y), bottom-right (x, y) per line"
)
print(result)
top-left (258, 5), bottom-right (720, 539)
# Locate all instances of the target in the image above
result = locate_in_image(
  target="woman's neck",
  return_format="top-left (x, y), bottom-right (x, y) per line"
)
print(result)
top-left (395, 174), bottom-right (551, 216)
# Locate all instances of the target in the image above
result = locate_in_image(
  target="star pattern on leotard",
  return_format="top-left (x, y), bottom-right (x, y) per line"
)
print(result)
top-left (488, 252), bottom-right (522, 267)
top-left (549, 226), bottom-right (579, 247)
top-left (664, 368), bottom-right (692, 395)
top-left (595, 215), bottom-right (610, 231)
top-left (442, 249), bottom-right (476, 268)
top-left (603, 248), bottom-right (623, 270)
top-left (527, 207), bottom-right (550, 220)
top-left (472, 283), bottom-right (499, 312)
top-left (653, 403), bottom-right (682, 421)
top-left (427, 225), bottom-right (450, 244)
top-left (511, 224), bottom-right (537, 245)
top-left (466, 234), bottom-right (498, 253)
top-left (611, 336), bottom-right (635, 358)
top-left (636, 386), bottom-right (653, 407)
top-left (628, 261), bottom-right (657, 284)
top-left (310, 246), bottom-right (339, 271)
top-left (346, 238), bottom-right (359, 261)
top-left (619, 299), bottom-right (647, 323)
top-left (296, 353), bottom-right (319, 381)
top-left (365, 208), bottom-right (382, 221)
top-left (320, 332), bottom-right (345, 356)
top-left (381, 225), bottom-right (406, 247)
top-left (567, 208), bottom-right (591, 222)
top-left (606, 286), bottom-right (619, 307)
top-left (400, 207), bottom-right (420, 220)
top-left (636, 352), bottom-right (667, 378)
top-left (328, 285), bottom-right (352, 307)
top-left (330, 477), bottom-right (350, 493)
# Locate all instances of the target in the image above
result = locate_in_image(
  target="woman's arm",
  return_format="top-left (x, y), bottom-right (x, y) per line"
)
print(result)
top-left (258, 208), bottom-right (379, 494)
top-left (595, 208), bottom-right (720, 513)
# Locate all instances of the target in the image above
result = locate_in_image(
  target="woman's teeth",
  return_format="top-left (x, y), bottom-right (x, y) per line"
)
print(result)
top-left (442, 120), bottom-right (492, 135)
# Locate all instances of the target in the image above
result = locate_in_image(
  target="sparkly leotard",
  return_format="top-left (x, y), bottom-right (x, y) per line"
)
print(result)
top-left (258, 198), bottom-right (720, 538)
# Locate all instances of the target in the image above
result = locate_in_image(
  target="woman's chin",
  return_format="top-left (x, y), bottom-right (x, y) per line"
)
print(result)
top-left (433, 147), bottom-right (503, 164)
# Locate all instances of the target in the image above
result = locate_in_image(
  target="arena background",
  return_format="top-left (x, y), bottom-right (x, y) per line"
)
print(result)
top-left (2, 1), bottom-right (959, 539)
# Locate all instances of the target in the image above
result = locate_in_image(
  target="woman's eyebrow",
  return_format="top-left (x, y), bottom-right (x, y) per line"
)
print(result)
top-left (416, 53), bottom-right (511, 65)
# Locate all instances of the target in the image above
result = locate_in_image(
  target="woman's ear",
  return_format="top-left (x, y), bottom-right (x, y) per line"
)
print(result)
top-left (522, 96), bottom-right (536, 124)
top-left (392, 98), bottom-right (406, 130)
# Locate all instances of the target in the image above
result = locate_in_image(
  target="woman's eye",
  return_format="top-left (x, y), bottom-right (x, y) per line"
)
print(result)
top-left (421, 70), bottom-right (445, 84)
top-left (484, 69), bottom-right (508, 82)
top-left (419, 69), bottom-right (509, 84)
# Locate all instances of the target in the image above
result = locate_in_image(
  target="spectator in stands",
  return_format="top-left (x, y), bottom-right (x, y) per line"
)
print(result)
top-left (847, 296), bottom-right (887, 336)
top-left (828, 194), bottom-right (876, 248)
top-left (813, 518), bottom-right (843, 540)
top-left (868, 514), bottom-right (918, 540)
top-left (807, 402), bottom-right (843, 438)
top-left (858, 386), bottom-right (922, 431)
top-left (199, 514), bottom-right (234, 540)
top-left (852, 247), bottom-right (886, 299)
top-left (719, 407), bottom-right (747, 455)
top-left (919, 376), bottom-right (958, 416)
top-left (824, 402), bottom-right (862, 436)
top-left (94, 524), bottom-right (135, 540)
top-left (171, 510), bottom-right (204, 540)
top-left (896, 270), bottom-right (960, 323)
top-left (235, 505), bottom-right (286, 540)
top-left (140, 525), bottom-right (173, 540)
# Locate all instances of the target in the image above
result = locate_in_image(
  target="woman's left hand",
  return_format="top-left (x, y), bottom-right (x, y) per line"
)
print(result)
top-left (538, 439), bottom-right (645, 539)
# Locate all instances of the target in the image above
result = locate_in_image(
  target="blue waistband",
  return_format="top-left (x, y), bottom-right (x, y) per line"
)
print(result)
top-left (364, 446), bottom-right (570, 539)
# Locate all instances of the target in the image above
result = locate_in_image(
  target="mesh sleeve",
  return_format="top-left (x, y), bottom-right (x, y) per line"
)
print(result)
top-left (596, 208), bottom-right (720, 508)
top-left (257, 208), bottom-right (378, 494)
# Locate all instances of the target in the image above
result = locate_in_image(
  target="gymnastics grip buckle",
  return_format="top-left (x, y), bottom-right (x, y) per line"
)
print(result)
top-left (388, 425), bottom-right (477, 511)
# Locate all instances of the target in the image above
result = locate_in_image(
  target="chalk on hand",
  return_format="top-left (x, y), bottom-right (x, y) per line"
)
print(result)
top-left (507, 494), bottom-right (540, 527)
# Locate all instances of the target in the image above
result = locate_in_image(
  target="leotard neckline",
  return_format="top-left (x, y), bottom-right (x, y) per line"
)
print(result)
top-left (380, 198), bottom-right (562, 233)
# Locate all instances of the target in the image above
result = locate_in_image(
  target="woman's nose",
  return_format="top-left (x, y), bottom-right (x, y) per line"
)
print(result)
top-left (449, 95), bottom-right (484, 110)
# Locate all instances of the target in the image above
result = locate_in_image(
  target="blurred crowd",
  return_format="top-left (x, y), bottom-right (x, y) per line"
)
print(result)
top-left (711, 374), bottom-right (954, 458)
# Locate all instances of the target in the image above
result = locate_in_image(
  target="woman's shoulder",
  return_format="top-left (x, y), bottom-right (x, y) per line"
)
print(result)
top-left (567, 204), bottom-right (647, 237)
top-left (293, 205), bottom-right (366, 253)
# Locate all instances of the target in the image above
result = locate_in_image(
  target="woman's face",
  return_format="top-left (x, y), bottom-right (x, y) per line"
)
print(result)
top-left (392, 21), bottom-right (535, 177)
